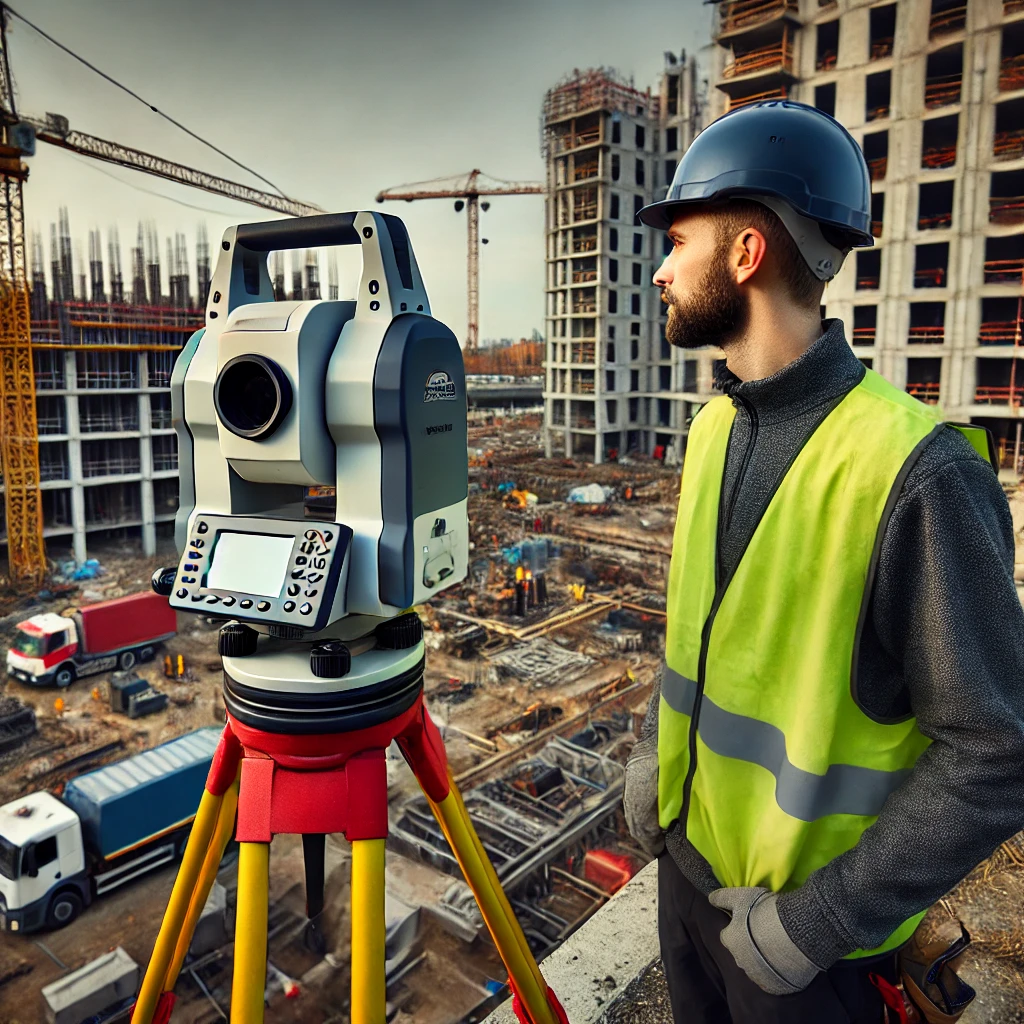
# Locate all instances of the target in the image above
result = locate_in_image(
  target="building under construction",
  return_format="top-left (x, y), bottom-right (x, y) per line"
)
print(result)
top-left (1, 210), bottom-right (340, 565)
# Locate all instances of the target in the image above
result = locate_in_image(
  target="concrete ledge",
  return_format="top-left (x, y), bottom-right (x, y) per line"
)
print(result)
top-left (483, 859), bottom-right (661, 1024)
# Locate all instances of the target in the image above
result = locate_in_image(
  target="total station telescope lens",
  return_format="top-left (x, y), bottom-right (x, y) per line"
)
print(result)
top-left (214, 355), bottom-right (292, 440)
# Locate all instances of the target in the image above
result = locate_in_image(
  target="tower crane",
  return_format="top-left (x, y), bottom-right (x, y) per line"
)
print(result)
top-left (0, 3), bottom-right (323, 589)
top-left (375, 169), bottom-right (542, 352)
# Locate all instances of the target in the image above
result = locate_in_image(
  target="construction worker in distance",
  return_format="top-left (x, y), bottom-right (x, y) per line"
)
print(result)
top-left (623, 99), bottom-right (1024, 1023)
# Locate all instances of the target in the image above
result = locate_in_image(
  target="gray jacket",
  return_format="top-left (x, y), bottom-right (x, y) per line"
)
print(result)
top-left (625, 320), bottom-right (1024, 969)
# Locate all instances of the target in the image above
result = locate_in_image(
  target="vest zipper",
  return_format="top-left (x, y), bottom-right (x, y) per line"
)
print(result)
top-left (683, 393), bottom-right (757, 837)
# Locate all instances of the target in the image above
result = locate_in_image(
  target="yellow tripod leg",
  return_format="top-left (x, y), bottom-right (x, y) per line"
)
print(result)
top-left (350, 838), bottom-right (387, 1024)
top-left (425, 773), bottom-right (559, 1024)
top-left (165, 780), bottom-right (240, 989)
top-left (133, 787), bottom-right (226, 1023)
top-left (232, 842), bottom-right (270, 1024)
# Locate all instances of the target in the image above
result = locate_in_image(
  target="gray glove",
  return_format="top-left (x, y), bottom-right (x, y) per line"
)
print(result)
top-left (708, 886), bottom-right (822, 996)
top-left (623, 738), bottom-right (665, 857)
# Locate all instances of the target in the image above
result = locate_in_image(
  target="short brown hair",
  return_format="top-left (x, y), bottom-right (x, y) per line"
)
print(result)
top-left (707, 199), bottom-right (825, 310)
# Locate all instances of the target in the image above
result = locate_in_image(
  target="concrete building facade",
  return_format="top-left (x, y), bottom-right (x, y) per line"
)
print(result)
top-left (541, 60), bottom-right (723, 465)
top-left (712, 0), bottom-right (1024, 469)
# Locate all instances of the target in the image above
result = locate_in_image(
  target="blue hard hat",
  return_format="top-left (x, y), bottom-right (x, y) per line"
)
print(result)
top-left (637, 100), bottom-right (873, 247)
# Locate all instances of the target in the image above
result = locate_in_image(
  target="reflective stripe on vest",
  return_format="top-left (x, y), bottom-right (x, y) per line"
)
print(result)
top-left (658, 369), bottom-right (949, 959)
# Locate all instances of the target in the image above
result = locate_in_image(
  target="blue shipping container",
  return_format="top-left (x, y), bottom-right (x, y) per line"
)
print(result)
top-left (63, 727), bottom-right (221, 860)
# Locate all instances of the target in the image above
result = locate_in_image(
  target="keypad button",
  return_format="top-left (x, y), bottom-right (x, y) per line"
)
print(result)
top-left (188, 551), bottom-right (201, 560)
top-left (257, 600), bottom-right (271, 612)
top-left (304, 529), bottom-right (317, 540)
top-left (287, 584), bottom-right (301, 597)
top-left (295, 555), bottom-right (307, 566)
top-left (197, 522), bottom-right (209, 534)
top-left (191, 593), bottom-right (206, 602)
top-left (324, 531), bottom-right (333, 542)
top-left (181, 576), bottom-right (196, 584)
top-left (206, 595), bottom-right (220, 604)
top-left (283, 600), bottom-right (296, 612)
top-left (306, 572), bottom-right (323, 584)
top-left (222, 597), bottom-right (235, 607)
top-left (299, 602), bottom-right (313, 615)
top-left (176, 588), bottom-right (188, 599)
top-left (291, 569), bottom-right (306, 579)
top-left (240, 599), bottom-right (253, 609)
top-left (184, 563), bottom-right (198, 572)
top-left (192, 539), bottom-right (205, 548)
top-left (304, 588), bottom-right (318, 598)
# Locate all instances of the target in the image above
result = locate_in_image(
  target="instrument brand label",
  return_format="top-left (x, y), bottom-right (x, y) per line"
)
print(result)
top-left (424, 370), bottom-right (457, 403)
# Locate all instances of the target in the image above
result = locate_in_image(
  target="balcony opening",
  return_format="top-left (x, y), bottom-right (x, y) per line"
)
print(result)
top-left (870, 5), bottom-right (897, 60)
top-left (571, 227), bottom-right (598, 253)
top-left (722, 26), bottom-right (795, 82)
top-left (862, 130), bottom-right (888, 181)
top-left (929, 0), bottom-right (967, 40)
top-left (979, 296), bottom-right (1023, 345)
top-left (32, 349), bottom-right (64, 390)
top-left (573, 187), bottom-right (598, 222)
top-left (857, 249), bottom-right (881, 290)
top-left (866, 70), bottom-right (892, 122)
top-left (38, 442), bottom-right (69, 483)
top-left (1006, 0), bottom-right (1024, 18)
top-left (718, 0), bottom-right (799, 34)
top-left (925, 44), bottom-right (963, 109)
top-left (922, 114), bottom-right (958, 169)
top-left (918, 180), bottom-right (955, 230)
top-left (573, 257), bottom-right (598, 284)
top-left (573, 155), bottom-right (599, 181)
top-left (906, 357), bottom-right (942, 404)
top-left (871, 192), bottom-right (886, 237)
top-left (975, 357), bottom-right (1024, 405)
top-left (984, 235), bottom-right (1024, 283)
top-left (989, 169), bottom-right (1024, 225)
top-left (814, 82), bottom-right (836, 118)
top-left (1001, 21), bottom-right (1024, 93)
top-left (35, 396), bottom-right (66, 435)
top-left (684, 360), bottom-right (698, 391)
top-left (853, 305), bottom-right (877, 345)
top-left (41, 489), bottom-right (72, 530)
top-left (995, 98), bottom-right (1024, 161)
top-left (82, 438), bottom-right (141, 479)
top-left (914, 242), bottom-right (949, 288)
top-left (909, 302), bottom-right (946, 343)
top-left (816, 20), bottom-right (839, 71)
top-left (727, 87), bottom-right (790, 111)
top-left (572, 318), bottom-right (596, 339)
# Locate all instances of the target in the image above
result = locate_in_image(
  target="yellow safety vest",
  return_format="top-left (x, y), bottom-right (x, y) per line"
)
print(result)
top-left (658, 368), bottom-right (991, 958)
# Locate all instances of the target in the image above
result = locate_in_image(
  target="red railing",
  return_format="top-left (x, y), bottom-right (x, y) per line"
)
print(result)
top-left (871, 220), bottom-right (884, 238)
top-left (857, 275), bottom-right (880, 289)
top-left (728, 87), bottom-right (789, 111)
top-left (975, 385), bottom-right (1024, 404)
top-left (719, 0), bottom-right (798, 33)
top-left (929, 5), bottom-right (966, 38)
top-left (989, 196), bottom-right (1024, 225)
top-left (868, 156), bottom-right (887, 181)
top-left (994, 129), bottom-right (1024, 161)
top-left (914, 267), bottom-right (947, 287)
top-left (816, 51), bottom-right (837, 71)
top-left (723, 40), bottom-right (794, 79)
top-left (918, 212), bottom-right (953, 229)
top-left (1006, 0), bottom-right (1024, 12)
top-left (925, 75), bottom-right (962, 108)
top-left (866, 104), bottom-right (890, 122)
top-left (1001, 55), bottom-right (1024, 92)
top-left (852, 326), bottom-right (876, 343)
top-left (870, 38), bottom-right (894, 60)
top-left (909, 326), bottom-right (945, 342)
top-left (922, 144), bottom-right (957, 169)
top-left (983, 259), bottom-right (1024, 283)
top-left (979, 320), bottom-right (1024, 344)
top-left (906, 382), bottom-right (941, 403)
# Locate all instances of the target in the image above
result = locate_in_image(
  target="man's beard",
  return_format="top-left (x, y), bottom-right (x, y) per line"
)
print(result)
top-left (663, 246), bottom-right (748, 351)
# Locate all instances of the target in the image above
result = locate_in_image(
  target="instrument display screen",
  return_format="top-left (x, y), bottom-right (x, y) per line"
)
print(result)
top-left (205, 531), bottom-right (294, 597)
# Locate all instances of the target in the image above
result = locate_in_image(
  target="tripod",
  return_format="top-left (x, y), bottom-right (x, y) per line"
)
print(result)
top-left (130, 627), bottom-right (567, 1024)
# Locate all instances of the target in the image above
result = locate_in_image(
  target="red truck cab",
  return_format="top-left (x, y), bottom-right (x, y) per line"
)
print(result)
top-left (6, 592), bottom-right (177, 688)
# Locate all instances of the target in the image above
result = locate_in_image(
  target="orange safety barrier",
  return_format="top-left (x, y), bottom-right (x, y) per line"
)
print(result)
top-left (975, 385), bottom-right (1024, 404)
top-left (571, 269), bottom-right (598, 283)
top-left (871, 220), bottom-right (884, 238)
top-left (857, 276), bottom-right (880, 289)
top-left (908, 326), bottom-right (945, 342)
top-left (925, 76), bottom-right (961, 108)
top-left (979, 321), bottom-right (1024, 345)
top-left (918, 213), bottom-right (953, 229)
top-left (1006, 0), bottom-right (1024, 13)
top-left (996, 437), bottom-right (1024, 469)
top-left (870, 38), bottom-right (894, 60)
top-left (723, 40), bottom-right (794, 79)
top-left (929, 5), bottom-right (966, 38)
top-left (868, 156), bottom-right (887, 181)
top-left (914, 267), bottom-right (947, 287)
top-left (728, 87), bottom-right (789, 111)
top-left (816, 52), bottom-right (837, 71)
top-left (866, 104), bottom-right (890, 122)
top-left (922, 145), bottom-right (957, 169)
top-left (989, 196), bottom-right (1024, 225)
top-left (852, 327), bottom-right (877, 343)
top-left (906, 382), bottom-right (941, 403)
top-left (994, 129), bottom-right (1024, 162)
top-left (999, 55), bottom-right (1024, 92)
top-left (983, 260), bottom-right (1024, 284)
top-left (720, 0), bottom-right (798, 33)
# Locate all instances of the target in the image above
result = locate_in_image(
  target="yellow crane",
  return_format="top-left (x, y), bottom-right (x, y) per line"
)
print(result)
top-left (375, 169), bottom-right (542, 352)
top-left (0, 3), bottom-right (323, 590)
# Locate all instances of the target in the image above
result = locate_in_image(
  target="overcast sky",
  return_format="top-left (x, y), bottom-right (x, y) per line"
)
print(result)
top-left (12, 0), bottom-right (712, 342)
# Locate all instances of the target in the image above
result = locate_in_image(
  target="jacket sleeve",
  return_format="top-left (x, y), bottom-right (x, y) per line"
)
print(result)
top-left (776, 430), bottom-right (1024, 968)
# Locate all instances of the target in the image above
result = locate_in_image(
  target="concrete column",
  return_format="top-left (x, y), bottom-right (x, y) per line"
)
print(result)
top-left (62, 351), bottom-right (87, 564)
top-left (138, 352), bottom-right (156, 556)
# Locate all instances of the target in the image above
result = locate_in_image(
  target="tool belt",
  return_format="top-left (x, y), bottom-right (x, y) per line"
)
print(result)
top-left (871, 922), bottom-right (976, 1024)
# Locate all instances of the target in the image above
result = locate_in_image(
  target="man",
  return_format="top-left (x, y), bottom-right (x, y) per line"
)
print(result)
top-left (623, 99), bottom-right (1024, 1023)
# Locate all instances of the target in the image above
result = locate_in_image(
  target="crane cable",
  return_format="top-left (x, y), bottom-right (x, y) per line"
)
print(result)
top-left (1, 2), bottom-right (288, 199)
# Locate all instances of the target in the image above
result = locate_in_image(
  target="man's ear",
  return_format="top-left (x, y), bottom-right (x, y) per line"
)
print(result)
top-left (734, 227), bottom-right (768, 285)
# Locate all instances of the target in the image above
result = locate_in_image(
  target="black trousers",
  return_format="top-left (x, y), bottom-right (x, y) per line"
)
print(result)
top-left (658, 853), bottom-right (899, 1024)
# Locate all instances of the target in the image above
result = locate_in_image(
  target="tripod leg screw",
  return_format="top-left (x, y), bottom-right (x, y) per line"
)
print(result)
top-left (219, 622), bottom-right (259, 657)
top-left (310, 641), bottom-right (352, 678)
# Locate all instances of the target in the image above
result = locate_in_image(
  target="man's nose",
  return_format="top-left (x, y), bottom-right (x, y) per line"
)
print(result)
top-left (653, 258), bottom-right (671, 288)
